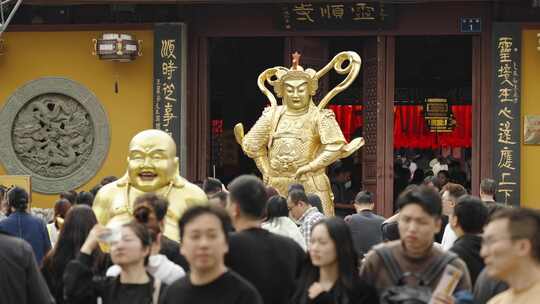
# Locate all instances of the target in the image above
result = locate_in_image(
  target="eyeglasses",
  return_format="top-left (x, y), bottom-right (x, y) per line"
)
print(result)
top-left (481, 236), bottom-right (515, 247)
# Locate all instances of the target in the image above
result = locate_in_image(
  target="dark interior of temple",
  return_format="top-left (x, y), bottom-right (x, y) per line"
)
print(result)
top-left (209, 36), bottom-right (472, 194)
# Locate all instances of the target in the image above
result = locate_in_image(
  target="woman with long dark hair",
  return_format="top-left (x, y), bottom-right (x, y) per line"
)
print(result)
top-left (41, 205), bottom-right (107, 304)
top-left (291, 217), bottom-right (378, 304)
top-left (64, 219), bottom-right (166, 304)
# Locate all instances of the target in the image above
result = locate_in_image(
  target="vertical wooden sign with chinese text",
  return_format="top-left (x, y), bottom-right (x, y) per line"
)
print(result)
top-left (492, 23), bottom-right (521, 206)
top-left (154, 23), bottom-right (186, 170)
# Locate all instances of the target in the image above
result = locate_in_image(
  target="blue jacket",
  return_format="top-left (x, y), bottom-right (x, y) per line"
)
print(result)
top-left (0, 211), bottom-right (51, 264)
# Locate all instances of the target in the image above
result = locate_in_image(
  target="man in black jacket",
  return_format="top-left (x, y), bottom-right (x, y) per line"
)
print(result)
top-left (0, 230), bottom-right (54, 304)
top-left (345, 191), bottom-right (385, 258)
top-left (449, 195), bottom-right (489, 285)
top-left (225, 175), bottom-right (305, 304)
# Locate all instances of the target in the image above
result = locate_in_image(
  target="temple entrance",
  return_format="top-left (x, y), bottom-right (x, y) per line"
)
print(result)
top-left (209, 37), bottom-right (365, 202)
top-left (393, 36), bottom-right (473, 211)
top-left (208, 35), bottom-right (473, 216)
top-left (208, 37), bottom-right (284, 185)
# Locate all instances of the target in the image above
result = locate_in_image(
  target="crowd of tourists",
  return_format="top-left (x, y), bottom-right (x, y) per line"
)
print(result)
top-left (0, 174), bottom-right (538, 304)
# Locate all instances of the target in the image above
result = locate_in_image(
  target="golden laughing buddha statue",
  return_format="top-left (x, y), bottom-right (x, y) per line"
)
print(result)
top-left (234, 52), bottom-right (365, 216)
top-left (93, 129), bottom-right (207, 242)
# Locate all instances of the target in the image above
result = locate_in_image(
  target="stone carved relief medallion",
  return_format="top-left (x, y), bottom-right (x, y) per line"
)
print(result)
top-left (0, 78), bottom-right (110, 193)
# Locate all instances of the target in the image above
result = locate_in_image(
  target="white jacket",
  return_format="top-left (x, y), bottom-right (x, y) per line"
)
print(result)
top-left (262, 217), bottom-right (307, 251)
top-left (106, 254), bottom-right (185, 285)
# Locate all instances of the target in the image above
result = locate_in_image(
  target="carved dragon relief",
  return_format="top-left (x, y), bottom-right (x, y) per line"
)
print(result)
top-left (0, 77), bottom-right (110, 194)
top-left (12, 94), bottom-right (94, 178)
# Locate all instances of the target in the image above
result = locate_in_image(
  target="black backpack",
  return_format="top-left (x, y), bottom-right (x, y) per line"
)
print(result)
top-left (375, 246), bottom-right (458, 304)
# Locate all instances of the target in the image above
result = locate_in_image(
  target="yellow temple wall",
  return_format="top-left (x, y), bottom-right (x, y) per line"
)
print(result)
top-left (0, 30), bottom-right (154, 208)
top-left (521, 29), bottom-right (540, 209)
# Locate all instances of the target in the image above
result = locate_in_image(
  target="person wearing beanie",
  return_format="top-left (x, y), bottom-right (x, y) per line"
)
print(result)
top-left (0, 187), bottom-right (51, 263)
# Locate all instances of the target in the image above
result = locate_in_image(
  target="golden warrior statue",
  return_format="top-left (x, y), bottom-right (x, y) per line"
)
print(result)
top-left (93, 129), bottom-right (207, 242)
top-left (235, 52), bottom-right (365, 216)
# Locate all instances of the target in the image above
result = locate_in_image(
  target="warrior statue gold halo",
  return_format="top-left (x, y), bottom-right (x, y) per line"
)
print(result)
top-left (234, 51), bottom-right (365, 216)
top-left (93, 129), bottom-right (207, 242)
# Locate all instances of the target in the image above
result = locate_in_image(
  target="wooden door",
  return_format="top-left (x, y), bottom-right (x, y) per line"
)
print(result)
top-left (362, 36), bottom-right (395, 217)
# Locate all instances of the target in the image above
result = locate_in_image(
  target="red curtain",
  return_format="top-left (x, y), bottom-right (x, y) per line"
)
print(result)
top-left (329, 105), bottom-right (363, 141)
top-left (330, 104), bottom-right (472, 148)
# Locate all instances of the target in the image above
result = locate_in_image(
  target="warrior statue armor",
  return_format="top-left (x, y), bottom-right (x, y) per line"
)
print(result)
top-left (234, 51), bottom-right (365, 216)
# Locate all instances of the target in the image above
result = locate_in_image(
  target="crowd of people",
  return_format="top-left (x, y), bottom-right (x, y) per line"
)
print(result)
top-left (0, 172), bottom-right (538, 304)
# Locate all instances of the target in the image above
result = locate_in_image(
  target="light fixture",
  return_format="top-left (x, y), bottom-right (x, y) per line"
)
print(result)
top-left (92, 33), bottom-right (142, 62)
top-left (537, 33), bottom-right (540, 52)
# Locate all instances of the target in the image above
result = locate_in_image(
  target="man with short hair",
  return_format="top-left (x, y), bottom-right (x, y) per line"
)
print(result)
top-left (59, 190), bottom-right (78, 205)
top-left (360, 186), bottom-right (471, 303)
top-left (207, 192), bottom-right (234, 233)
top-left (449, 195), bottom-right (488, 285)
top-left (287, 183), bottom-right (305, 194)
top-left (346, 191), bottom-right (385, 258)
top-left (479, 178), bottom-right (497, 202)
top-left (0, 187), bottom-right (51, 263)
top-left (441, 182), bottom-right (468, 250)
top-left (423, 175), bottom-right (442, 192)
top-left (306, 193), bottom-right (324, 214)
top-left (208, 191), bottom-right (228, 208)
top-left (287, 189), bottom-right (325, 247)
top-left (203, 177), bottom-right (224, 196)
top-left (331, 164), bottom-right (355, 217)
top-left (480, 178), bottom-right (506, 218)
top-left (226, 175), bottom-right (305, 304)
top-left (481, 208), bottom-right (540, 304)
top-left (437, 170), bottom-right (450, 188)
top-left (161, 205), bottom-right (262, 304)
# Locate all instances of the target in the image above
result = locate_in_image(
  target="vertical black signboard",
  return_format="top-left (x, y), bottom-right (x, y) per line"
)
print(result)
top-left (492, 23), bottom-right (521, 206)
top-left (154, 23), bottom-right (183, 160)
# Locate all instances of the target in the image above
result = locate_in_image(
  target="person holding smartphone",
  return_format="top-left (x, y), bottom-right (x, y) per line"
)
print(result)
top-left (64, 221), bottom-right (165, 304)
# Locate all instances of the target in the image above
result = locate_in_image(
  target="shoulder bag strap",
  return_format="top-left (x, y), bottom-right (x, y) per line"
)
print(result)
top-left (421, 251), bottom-right (458, 286)
top-left (374, 246), bottom-right (403, 284)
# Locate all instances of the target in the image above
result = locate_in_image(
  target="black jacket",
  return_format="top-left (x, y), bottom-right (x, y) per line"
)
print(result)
top-left (450, 234), bottom-right (484, 286)
top-left (64, 253), bottom-right (167, 304)
top-left (0, 231), bottom-right (55, 304)
top-left (160, 235), bottom-right (189, 271)
top-left (347, 210), bottom-right (385, 258)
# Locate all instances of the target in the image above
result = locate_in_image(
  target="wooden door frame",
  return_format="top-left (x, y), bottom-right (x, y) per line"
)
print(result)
top-left (383, 36), bottom-right (395, 217)
top-left (181, 2), bottom-right (493, 185)
top-left (472, 8), bottom-right (493, 196)
top-left (191, 33), bottom-right (486, 204)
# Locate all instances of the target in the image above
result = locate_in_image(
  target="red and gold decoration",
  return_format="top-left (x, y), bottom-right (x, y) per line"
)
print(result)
top-left (423, 98), bottom-right (456, 133)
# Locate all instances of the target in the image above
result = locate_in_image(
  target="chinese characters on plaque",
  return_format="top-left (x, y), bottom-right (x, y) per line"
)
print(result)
top-left (281, 2), bottom-right (395, 30)
top-left (153, 24), bottom-right (183, 158)
top-left (492, 23), bottom-right (521, 207)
